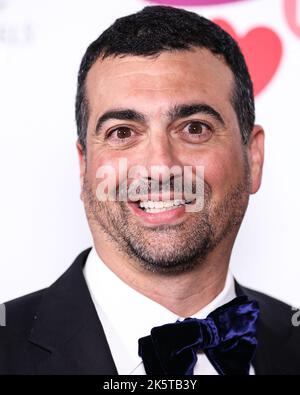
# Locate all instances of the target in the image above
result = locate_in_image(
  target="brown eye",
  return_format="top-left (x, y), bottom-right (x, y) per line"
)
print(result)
top-left (105, 126), bottom-right (137, 146)
top-left (188, 122), bottom-right (204, 134)
top-left (180, 121), bottom-right (213, 143)
top-left (116, 127), bottom-right (132, 139)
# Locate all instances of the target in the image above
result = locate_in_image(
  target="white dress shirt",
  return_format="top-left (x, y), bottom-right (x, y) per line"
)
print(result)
top-left (83, 247), bottom-right (255, 375)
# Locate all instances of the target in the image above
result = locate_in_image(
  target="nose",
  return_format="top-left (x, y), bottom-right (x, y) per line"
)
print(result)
top-left (143, 131), bottom-right (181, 184)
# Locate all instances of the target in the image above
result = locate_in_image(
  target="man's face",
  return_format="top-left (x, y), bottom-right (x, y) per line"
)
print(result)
top-left (78, 48), bottom-right (264, 274)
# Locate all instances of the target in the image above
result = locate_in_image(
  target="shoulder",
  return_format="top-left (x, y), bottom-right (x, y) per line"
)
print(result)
top-left (0, 288), bottom-right (46, 373)
top-left (0, 248), bottom-right (92, 374)
top-left (1, 288), bottom-right (45, 337)
top-left (1, 247), bottom-right (92, 338)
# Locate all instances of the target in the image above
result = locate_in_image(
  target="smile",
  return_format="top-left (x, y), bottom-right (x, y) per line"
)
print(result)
top-left (139, 199), bottom-right (194, 213)
top-left (127, 197), bottom-right (195, 226)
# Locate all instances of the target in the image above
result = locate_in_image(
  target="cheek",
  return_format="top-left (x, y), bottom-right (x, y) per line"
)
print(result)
top-left (89, 142), bottom-right (155, 173)
top-left (187, 148), bottom-right (245, 200)
top-left (86, 150), bottom-right (121, 192)
top-left (87, 150), bottom-right (143, 193)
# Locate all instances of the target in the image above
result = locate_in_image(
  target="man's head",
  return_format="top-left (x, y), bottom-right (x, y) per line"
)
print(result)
top-left (75, 6), bottom-right (264, 275)
top-left (76, 5), bottom-right (255, 153)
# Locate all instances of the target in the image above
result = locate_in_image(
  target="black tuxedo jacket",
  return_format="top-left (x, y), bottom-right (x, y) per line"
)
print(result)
top-left (1, 248), bottom-right (300, 375)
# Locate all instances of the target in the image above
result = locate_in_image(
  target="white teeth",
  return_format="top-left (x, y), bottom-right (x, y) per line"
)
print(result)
top-left (139, 199), bottom-right (189, 212)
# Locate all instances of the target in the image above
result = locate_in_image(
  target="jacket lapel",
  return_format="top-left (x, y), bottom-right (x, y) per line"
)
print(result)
top-left (28, 248), bottom-right (118, 375)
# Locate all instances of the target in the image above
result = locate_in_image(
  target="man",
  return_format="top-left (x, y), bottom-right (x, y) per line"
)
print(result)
top-left (0, 5), bottom-right (299, 375)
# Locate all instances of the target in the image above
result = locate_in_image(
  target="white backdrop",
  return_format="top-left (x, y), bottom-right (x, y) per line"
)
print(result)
top-left (1, 0), bottom-right (300, 307)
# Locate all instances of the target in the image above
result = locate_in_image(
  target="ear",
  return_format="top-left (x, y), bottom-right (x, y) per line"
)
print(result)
top-left (76, 140), bottom-right (86, 201)
top-left (248, 125), bottom-right (265, 194)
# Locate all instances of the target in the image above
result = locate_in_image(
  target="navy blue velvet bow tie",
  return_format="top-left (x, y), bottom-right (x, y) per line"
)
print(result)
top-left (138, 296), bottom-right (259, 375)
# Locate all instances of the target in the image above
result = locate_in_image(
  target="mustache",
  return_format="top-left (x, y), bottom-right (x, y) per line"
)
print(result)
top-left (118, 177), bottom-right (199, 201)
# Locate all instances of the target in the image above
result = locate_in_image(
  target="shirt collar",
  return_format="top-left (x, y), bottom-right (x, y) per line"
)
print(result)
top-left (83, 247), bottom-right (236, 375)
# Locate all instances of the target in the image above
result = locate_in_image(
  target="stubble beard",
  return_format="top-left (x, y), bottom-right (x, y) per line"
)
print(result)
top-left (82, 161), bottom-right (251, 275)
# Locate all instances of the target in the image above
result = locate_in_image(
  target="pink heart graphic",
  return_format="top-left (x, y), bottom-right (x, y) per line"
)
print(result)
top-left (214, 19), bottom-right (283, 96)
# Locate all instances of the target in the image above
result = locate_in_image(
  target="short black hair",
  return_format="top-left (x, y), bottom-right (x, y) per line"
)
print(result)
top-left (75, 5), bottom-right (255, 153)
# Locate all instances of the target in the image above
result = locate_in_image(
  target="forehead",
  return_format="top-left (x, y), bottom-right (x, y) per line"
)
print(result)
top-left (85, 48), bottom-right (235, 117)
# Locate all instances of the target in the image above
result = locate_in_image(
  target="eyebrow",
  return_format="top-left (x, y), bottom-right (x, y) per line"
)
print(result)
top-left (94, 103), bottom-right (225, 135)
top-left (95, 109), bottom-right (146, 135)
top-left (168, 103), bottom-right (225, 126)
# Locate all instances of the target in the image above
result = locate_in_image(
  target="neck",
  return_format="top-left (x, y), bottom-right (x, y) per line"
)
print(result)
top-left (92, 232), bottom-right (235, 317)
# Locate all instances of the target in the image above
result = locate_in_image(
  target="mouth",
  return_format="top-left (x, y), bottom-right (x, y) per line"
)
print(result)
top-left (127, 197), bottom-right (195, 226)
top-left (138, 198), bottom-right (194, 213)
